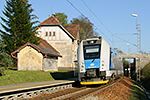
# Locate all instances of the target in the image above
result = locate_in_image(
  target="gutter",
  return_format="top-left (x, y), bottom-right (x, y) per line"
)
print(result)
top-left (11, 52), bottom-right (19, 69)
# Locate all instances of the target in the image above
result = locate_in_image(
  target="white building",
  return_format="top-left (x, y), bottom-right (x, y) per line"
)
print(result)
top-left (37, 14), bottom-right (80, 70)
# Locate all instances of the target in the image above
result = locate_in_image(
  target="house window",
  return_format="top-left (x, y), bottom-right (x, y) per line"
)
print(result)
top-left (49, 32), bottom-right (51, 36)
top-left (45, 32), bottom-right (48, 36)
top-left (53, 32), bottom-right (55, 36)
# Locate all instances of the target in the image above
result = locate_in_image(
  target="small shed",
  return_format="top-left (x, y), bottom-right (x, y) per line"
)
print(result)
top-left (11, 41), bottom-right (62, 71)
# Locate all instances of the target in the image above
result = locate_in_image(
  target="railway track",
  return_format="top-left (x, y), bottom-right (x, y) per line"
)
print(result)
top-left (30, 76), bottom-right (122, 100)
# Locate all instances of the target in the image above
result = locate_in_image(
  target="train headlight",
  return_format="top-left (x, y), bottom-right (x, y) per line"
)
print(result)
top-left (90, 41), bottom-right (94, 44)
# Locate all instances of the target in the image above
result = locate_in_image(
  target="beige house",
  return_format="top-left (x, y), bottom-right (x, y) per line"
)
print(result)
top-left (11, 39), bottom-right (62, 71)
top-left (37, 14), bottom-right (80, 70)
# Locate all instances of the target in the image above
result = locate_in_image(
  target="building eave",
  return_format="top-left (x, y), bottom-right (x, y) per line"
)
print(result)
top-left (11, 42), bottom-right (47, 59)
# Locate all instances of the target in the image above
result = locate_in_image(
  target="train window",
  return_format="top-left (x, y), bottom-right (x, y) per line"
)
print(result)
top-left (83, 45), bottom-right (100, 59)
top-left (86, 48), bottom-right (99, 53)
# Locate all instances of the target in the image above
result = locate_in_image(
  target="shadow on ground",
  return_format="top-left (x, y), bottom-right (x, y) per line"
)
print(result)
top-left (50, 71), bottom-right (76, 80)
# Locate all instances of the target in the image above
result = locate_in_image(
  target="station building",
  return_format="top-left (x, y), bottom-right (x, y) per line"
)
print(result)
top-left (36, 14), bottom-right (80, 70)
top-left (11, 14), bottom-right (80, 71)
top-left (11, 39), bottom-right (62, 71)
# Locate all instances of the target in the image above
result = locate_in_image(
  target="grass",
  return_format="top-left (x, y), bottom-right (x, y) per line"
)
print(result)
top-left (142, 62), bottom-right (150, 93)
top-left (130, 84), bottom-right (149, 100)
top-left (0, 69), bottom-right (76, 86)
top-left (130, 61), bottom-right (150, 100)
top-left (142, 79), bottom-right (150, 93)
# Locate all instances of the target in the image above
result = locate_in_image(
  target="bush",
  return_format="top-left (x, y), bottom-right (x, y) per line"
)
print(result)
top-left (142, 63), bottom-right (150, 79)
top-left (0, 40), bottom-right (13, 69)
top-left (0, 67), bottom-right (5, 76)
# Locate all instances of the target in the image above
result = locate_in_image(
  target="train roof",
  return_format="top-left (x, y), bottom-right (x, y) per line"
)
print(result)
top-left (85, 36), bottom-right (102, 41)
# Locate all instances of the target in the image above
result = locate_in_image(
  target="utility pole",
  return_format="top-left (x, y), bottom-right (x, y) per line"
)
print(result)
top-left (136, 23), bottom-right (141, 81)
top-left (131, 14), bottom-right (141, 81)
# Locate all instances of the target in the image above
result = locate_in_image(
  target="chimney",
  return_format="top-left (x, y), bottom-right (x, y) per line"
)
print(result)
top-left (52, 14), bottom-right (55, 17)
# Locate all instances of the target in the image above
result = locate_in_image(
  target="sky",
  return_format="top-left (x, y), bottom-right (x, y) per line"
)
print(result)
top-left (0, 0), bottom-right (150, 54)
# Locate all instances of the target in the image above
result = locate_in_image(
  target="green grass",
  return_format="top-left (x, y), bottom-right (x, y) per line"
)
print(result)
top-left (130, 84), bottom-right (149, 100)
top-left (129, 61), bottom-right (150, 100)
top-left (0, 69), bottom-right (76, 86)
top-left (142, 80), bottom-right (150, 93)
top-left (142, 62), bottom-right (150, 93)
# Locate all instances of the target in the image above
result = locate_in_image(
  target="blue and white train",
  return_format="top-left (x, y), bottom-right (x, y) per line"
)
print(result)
top-left (77, 37), bottom-right (123, 85)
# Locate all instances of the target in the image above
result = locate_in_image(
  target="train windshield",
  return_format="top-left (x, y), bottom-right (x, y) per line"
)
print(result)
top-left (84, 45), bottom-right (100, 59)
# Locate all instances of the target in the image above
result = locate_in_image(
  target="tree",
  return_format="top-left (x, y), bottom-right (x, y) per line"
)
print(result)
top-left (55, 12), bottom-right (68, 25)
top-left (116, 49), bottom-right (123, 53)
top-left (123, 58), bottom-right (129, 67)
top-left (71, 15), bottom-right (98, 40)
top-left (0, 40), bottom-right (13, 75)
top-left (0, 0), bottom-right (40, 54)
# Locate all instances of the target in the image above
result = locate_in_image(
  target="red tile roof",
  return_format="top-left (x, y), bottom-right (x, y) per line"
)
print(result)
top-left (40, 14), bottom-right (60, 25)
top-left (39, 38), bottom-right (60, 54)
top-left (63, 24), bottom-right (79, 39)
top-left (40, 15), bottom-right (79, 39)
top-left (11, 39), bottom-right (62, 59)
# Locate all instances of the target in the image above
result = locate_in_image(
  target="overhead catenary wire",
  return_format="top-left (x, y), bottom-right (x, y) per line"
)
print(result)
top-left (67, 0), bottom-right (84, 17)
top-left (112, 33), bottom-right (137, 47)
top-left (81, 0), bottom-right (113, 35)
top-left (67, 0), bottom-right (113, 44)
top-left (67, 0), bottom-right (137, 49)
top-left (81, 0), bottom-right (115, 47)
top-left (113, 33), bottom-right (137, 35)
top-left (81, 0), bottom-right (138, 48)
top-left (112, 34), bottom-right (137, 47)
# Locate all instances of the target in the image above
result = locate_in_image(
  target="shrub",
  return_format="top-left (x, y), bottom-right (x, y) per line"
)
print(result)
top-left (0, 40), bottom-right (13, 75)
top-left (142, 63), bottom-right (150, 79)
top-left (0, 67), bottom-right (5, 76)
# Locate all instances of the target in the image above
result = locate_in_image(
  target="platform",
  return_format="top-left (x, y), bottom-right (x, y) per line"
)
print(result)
top-left (0, 80), bottom-right (75, 95)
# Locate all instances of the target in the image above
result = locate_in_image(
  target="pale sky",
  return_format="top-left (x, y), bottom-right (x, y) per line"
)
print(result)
top-left (0, 0), bottom-right (150, 53)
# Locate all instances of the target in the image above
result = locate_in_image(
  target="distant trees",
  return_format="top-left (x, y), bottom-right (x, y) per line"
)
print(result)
top-left (54, 13), bottom-right (99, 40)
top-left (116, 50), bottom-right (123, 53)
top-left (116, 49), bottom-right (129, 67)
top-left (55, 12), bottom-right (68, 25)
top-left (71, 15), bottom-right (99, 40)
top-left (0, 0), bottom-right (40, 55)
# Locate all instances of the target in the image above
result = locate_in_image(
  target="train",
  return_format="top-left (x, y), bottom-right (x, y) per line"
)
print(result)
top-left (77, 37), bottom-right (123, 85)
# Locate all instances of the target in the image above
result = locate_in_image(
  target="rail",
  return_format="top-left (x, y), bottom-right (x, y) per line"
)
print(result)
top-left (31, 76), bottom-right (122, 99)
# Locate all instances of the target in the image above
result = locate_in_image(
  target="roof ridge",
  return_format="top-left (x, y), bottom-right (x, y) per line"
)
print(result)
top-left (11, 42), bottom-right (62, 58)
top-left (40, 14), bottom-right (60, 25)
top-left (52, 14), bottom-right (60, 24)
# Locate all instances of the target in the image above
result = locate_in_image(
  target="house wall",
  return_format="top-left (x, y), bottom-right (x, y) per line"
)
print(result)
top-left (37, 26), bottom-right (74, 69)
top-left (72, 41), bottom-right (78, 69)
top-left (18, 46), bottom-right (43, 71)
top-left (43, 56), bottom-right (58, 71)
top-left (37, 26), bottom-right (70, 41)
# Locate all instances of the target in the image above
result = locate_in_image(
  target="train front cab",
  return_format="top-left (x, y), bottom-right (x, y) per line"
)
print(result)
top-left (78, 38), bottom-right (111, 85)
